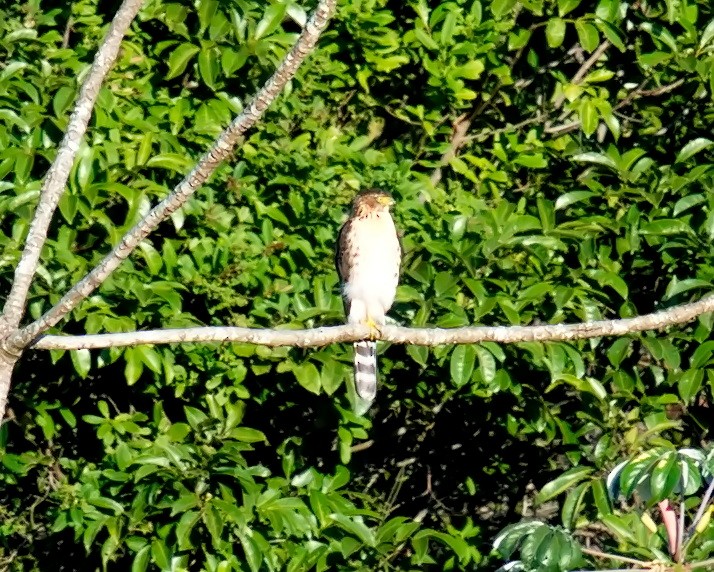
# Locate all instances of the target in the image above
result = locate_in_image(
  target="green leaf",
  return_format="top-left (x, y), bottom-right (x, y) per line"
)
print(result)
top-left (550, 374), bottom-right (607, 401)
top-left (475, 345), bottom-right (497, 384)
top-left (579, 98), bottom-right (598, 136)
top-left (591, 478), bottom-right (612, 516)
top-left (597, 21), bottom-right (626, 51)
top-left (456, 60), bottom-right (485, 80)
top-left (618, 452), bottom-right (659, 498)
top-left (239, 534), bottom-right (262, 572)
top-left (514, 153), bottom-right (548, 168)
top-left (664, 277), bottom-right (712, 300)
top-left (407, 345), bottom-right (428, 367)
top-left (584, 69), bottom-right (614, 83)
top-left (124, 348), bottom-right (144, 386)
top-left (255, 4), bottom-right (286, 39)
top-left (490, 0), bottom-right (517, 18)
top-left (175, 510), bottom-right (200, 550)
top-left (536, 467), bottom-right (592, 504)
top-left (561, 481), bottom-right (589, 529)
top-left (606, 338), bottom-right (631, 368)
top-left (198, 0), bottom-right (218, 30)
top-left (546, 18), bottom-right (567, 48)
top-left (700, 18), bottom-right (714, 50)
top-left (131, 545), bottom-right (151, 572)
top-left (640, 22), bottom-right (678, 52)
top-left (89, 496), bottom-right (125, 514)
top-left (690, 341), bottom-right (714, 369)
top-left (602, 514), bottom-right (637, 542)
top-left (184, 406), bottom-right (208, 429)
top-left (198, 48), bottom-right (219, 89)
top-left (650, 452), bottom-right (681, 501)
top-left (329, 514), bottom-right (376, 547)
top-left (146, 153), bottom-right (193, 172)
top-left (558, 0), bottom-right (581, 17)
top-left (675, 138), bottom-right (713, 163)
top-left (293, 362), bottom-right (321, 394)
top-left (555, 190), bottom-right (596, 210)
top-left (493, 521), bottom-right (544, 558)
top-left (203, 503), bottom-right (224, 542)
top-left (640, 219), bottom-right (692, 236)
top-left (52, 86), bottom-right (76, 117)
top-left (136, 345), bottom-right (162, 374)
top-left (170, 494), bottom-right (199, 516)
top-left (231, 427), bottom-right (267, 443)
top-left (450, 345), bottom-right (476, 387)
top-left (678, 369), bottom-right (703, 403)
top-left (414, 27), bottom-right (439, 50)
top-left (575, 20), bottom-right (599, 51)
top-left (71, 349), bottom-right (91, 378)
top-left (673, 193), bottom-right (705, 216)
top-left (440, 11), bottom-right (457, 44)
top-left (165, 43), bottom-right (200, 80)
top-left (150, 539), bottom-right (171, 571)
top-left (572, 151), bottom-right (617, 169)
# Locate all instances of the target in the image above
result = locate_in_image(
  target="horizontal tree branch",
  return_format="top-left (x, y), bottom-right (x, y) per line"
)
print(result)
top-left (30, 294), bottom-right (714, 350)
top-left (10, 0), bottom-right (337, 352)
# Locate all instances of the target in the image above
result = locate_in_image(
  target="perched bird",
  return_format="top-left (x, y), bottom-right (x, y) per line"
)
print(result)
top-left (336, 189), bottom-right (401, 403)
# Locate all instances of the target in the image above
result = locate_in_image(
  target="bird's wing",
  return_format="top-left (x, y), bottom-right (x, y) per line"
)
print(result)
top-left (335, 217), bottom-right (354, 315)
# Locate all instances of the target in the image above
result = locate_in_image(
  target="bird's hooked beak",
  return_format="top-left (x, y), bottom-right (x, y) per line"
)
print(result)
top-left (377, 195), bottom-right (395, 207)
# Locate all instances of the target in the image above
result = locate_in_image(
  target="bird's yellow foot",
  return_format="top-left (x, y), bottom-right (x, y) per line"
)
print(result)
top-left (365, 318), bottom-right (381, 340)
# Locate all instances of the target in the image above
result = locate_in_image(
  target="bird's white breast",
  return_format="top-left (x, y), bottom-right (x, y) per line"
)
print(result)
top-left (343, 212), bottom-right (400, 320)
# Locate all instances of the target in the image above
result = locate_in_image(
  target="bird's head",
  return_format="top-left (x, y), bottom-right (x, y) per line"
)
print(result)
top-left (351, 188), bottom-right (395, 216)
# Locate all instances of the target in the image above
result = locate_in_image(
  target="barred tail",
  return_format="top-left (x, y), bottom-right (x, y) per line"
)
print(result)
top-left (354, 341), bottom-right (377, 401)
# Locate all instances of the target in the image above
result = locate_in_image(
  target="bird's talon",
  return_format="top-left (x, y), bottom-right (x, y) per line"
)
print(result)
top-left (365, 318), bottom-right (381, 340)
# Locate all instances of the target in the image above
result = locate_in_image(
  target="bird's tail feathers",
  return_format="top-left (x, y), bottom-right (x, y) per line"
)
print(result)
top-left (353, 341), bottom-right (377, 402)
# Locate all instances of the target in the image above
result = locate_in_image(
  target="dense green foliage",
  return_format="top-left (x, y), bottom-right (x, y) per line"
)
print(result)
top-left (0, 0), bottom-right (713, 570)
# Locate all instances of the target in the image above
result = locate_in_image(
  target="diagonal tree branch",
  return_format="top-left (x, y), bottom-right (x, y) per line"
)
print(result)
top-left (0, 0), bottom-right (145, 425)
top-left (0, 0), bottom-right (145, 334)
top-left (29, 294), bottom-right (714, 350)
top-left (9, 0), bottom-right (337, 352)
top-left (551, 40), bottom-right (611, 112)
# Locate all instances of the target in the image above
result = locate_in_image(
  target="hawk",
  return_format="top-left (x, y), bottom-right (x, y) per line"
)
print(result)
top-left (336, 189), bottom-right (401, 403)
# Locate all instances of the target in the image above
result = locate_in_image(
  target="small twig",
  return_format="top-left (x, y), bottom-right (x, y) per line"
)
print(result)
top-left (553, 40), bottom-right (611, 110)
top-left (544, 119), bottom-right (581, 135)
top-left (61, 17), bottom-right (73, 48)
top-left (637, 79), bottom-right (685, 98)
top-left (687, 478), bottom-right (714, 537)
top-left (430, 113), bottom-right (472, 186)
top-left (606, 79), bottom-right (650, 115)
top-left (349, 439), bottom-right (374, 453)
top-left (691, 557), bottom-right (714, 569)
top-left (581, 547), bottom-right (649, 566)
top-left (575, 569), bottom-right (650, 572)
top-left (574, 569), bottom-right (650, 572)
top-left (677, 495), bottom-right (685, 562)
top-left (491, 113), bottom-right (545, 137)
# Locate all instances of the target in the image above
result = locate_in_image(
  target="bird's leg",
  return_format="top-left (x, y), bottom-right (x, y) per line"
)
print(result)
top-left (365, 317), bottom-right (381, 341)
